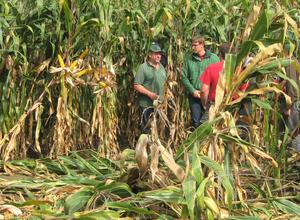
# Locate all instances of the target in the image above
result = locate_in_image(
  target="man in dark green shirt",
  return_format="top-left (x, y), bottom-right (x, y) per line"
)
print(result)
top-left (182, 36), bottom-right (219, 129)
top-left (134, 42), bottom-right (167, 133)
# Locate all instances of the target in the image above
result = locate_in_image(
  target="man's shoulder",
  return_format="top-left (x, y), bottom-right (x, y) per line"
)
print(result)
top-left (140, 61), bottom-right (148, 68)
top-left (183, 53), bottom-right (194, 61)
top-left (206, 61), bottom-right (223, 70)
top-left (159, 63), bottom-right (166, 72)
top-left (138, 62), bottom-right (150, 71)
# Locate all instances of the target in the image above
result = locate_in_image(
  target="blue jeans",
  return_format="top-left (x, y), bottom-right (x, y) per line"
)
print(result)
top-left (188, 95), bottom-right (204, 129)
top-left (139, 107), bottom-right (154, 134)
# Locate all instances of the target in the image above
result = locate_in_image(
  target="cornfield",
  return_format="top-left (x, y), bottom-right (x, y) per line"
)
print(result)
top-left (0, 0), bottom-right (299, 219)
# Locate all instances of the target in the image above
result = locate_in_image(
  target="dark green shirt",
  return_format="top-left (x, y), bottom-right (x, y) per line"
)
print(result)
top-left (134, 61), bottom-right (167, 107)
top-left (182, 50), bottom-right (219, 95)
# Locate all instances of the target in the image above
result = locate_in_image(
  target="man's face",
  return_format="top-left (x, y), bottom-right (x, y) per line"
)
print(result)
top-left (149, 52), bottom-right (162, 64)
top-left (191, 41), bottom-right (204, 53)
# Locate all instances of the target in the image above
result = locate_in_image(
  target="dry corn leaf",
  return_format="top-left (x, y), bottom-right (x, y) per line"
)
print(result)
top-left (242, 4), bottom-right (261, 40)
top-left (135, 134), bottom-right (149, 174)
top-left (0, 205), bottom-right (22, 216)
top-left (157, 139), bottom-right (185, 182)
top-left (250, 147), bottom-right (278, 167)
top-left (150, 143), bottom-right (159, 182)
top-left (245, 154), bottom-right (262, 172)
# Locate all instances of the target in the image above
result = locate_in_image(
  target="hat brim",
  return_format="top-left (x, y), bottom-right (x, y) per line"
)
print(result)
top-left (149, 50), bottom-right (162, 53)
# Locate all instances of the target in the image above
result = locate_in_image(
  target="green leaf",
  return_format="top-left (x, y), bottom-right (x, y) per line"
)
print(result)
top-left (183, 173), bottom-right (196, 220)
top-left (224, 54), bottom-right (237, 90)
top-left (196, 177), bottom-right (210, 210)
top-left (191, 144), bottom-right (203, 184)
top-left (14, 200), bottom-right (52, 207)
top-left (176, 120), bottom-right (216, 160)
top-left (138, 187), bottom-right (185, 204)
top-left (250, 9), bottom-right (269, 41)
top-left (276, 70), bottom-right (299, 98)
top-left (251, 98), bottom-right (273, 110)
top-left (273, 199), bottom-right (300, 217)
top-left (199, 156), bottom-right (234, 209)
top-left (105, 202), bottom-right (155, 215)
top-left (64, 187), bottom-right (94, 214)
top-left (256, 59), bottom-right (291, 72)
top-left (73, 210), bottom-right (121, 220)
top-left (62, 0), bottom-right (73, 34)
top-left (72, 152), bottom-right (102, 175)
top-left (95, 182), bottom-right (133, 197)
top-left (236, 41), bottom-right (256, 67)
top-left (248, 184), bottom-right (267, 198)
top-left (225, 216), bottom-right (261, 220)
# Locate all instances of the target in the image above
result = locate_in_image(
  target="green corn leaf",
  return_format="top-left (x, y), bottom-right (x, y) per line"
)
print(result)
top-left (256, 59), bottom-right (291, 72)
top-left (196, 177), bottom-right (210, 210)
top-left (199, 156), bottom-right (234, 209)
top-left (138, 187), bottom-right (185, 204)
top-left (73, 210), bottom-right (121, 220)
top-left (191, 144), bottom-right (203, 184)
top-left (272, 199), bottom-right (300, 217)
top-left (225, 216), bottom-right (261, 220)
top-left (105, 201), bottom-right (155, 215)
top-left (64, 187), bottom-right (94, 214)
top-left (224, 53), bottom-right (237, 91)
top-left (251, 98), bottom-right (273, 110)
top-left (72, 152), bottom-right (102, 175)
top-left (61, 176), bottom-right (103, 186)
top-left (224, 147), bottom-right (234, 186)
top-left (95, 182), bottom-right (133, 197)
top-left (183, 173), bottom-right (196, 220)
top-left (176, 120), bottom-right (216, 160)
top-left (236, 41), bottom-right (256, 67)
top-left (276, 69), bottom-right (299, 98)
top-left (250, 9), bottom-right (270, 41)
top-left (62, 1), bottom-right (73, 34)
top-left (248, 183), bottom-right (267, 198)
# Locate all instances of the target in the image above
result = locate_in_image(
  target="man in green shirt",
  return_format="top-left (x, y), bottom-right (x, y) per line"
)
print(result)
top-left (182, 36), bottom-right (219, 129)
top-left (134, 42), bottom-right (167, 133)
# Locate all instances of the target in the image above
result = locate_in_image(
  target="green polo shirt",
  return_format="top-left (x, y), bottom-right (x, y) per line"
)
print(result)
top-left (134, 61), bottom-right (167, 107)
top-left (182, 50), bottom-right (219, 95)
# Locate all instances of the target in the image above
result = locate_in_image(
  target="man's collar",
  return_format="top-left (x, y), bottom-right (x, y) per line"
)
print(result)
top-left (147, 60), bottom-right (161, 69)
top-left (192, 50), bottom-right (211, 60)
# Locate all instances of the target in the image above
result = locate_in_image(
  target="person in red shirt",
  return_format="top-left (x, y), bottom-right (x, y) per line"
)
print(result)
top-left (199, 43), bottom-right (231, 110)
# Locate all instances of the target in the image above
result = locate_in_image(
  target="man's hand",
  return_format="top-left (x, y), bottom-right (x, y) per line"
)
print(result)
top-left (134, 84), bottom-right (158, 101)
top-left (201, 84), bottom-right (209, 109)
top-left (192, 90), bottom-right (201, 99)
top-left (148, 92), bottom-right (158, 100)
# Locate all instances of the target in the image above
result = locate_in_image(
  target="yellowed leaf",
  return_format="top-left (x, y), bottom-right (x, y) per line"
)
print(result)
top-left (242, 4), bottom-right (261, 41)
top-left (157, 139), bottom-right (185, 182)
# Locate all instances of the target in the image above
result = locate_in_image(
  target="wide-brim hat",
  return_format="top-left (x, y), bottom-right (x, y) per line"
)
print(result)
top-left (149, 42), bottom-right (162, 53)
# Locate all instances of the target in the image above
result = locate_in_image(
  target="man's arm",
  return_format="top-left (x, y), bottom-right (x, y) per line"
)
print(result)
top-left (181, 57), bottom-right (196, 95)
top-left (134, 64), bottom-right (159, 101)
top-left (133, 84), bottom-right (158, 100)
top-left (201, 84), bottom-right (209, 110)
top-left (199, 66), bottom-right (211, 109)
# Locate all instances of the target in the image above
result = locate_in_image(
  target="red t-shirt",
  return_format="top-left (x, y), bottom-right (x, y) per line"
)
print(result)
top-left (199, 61), bottom-right (224, 101)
